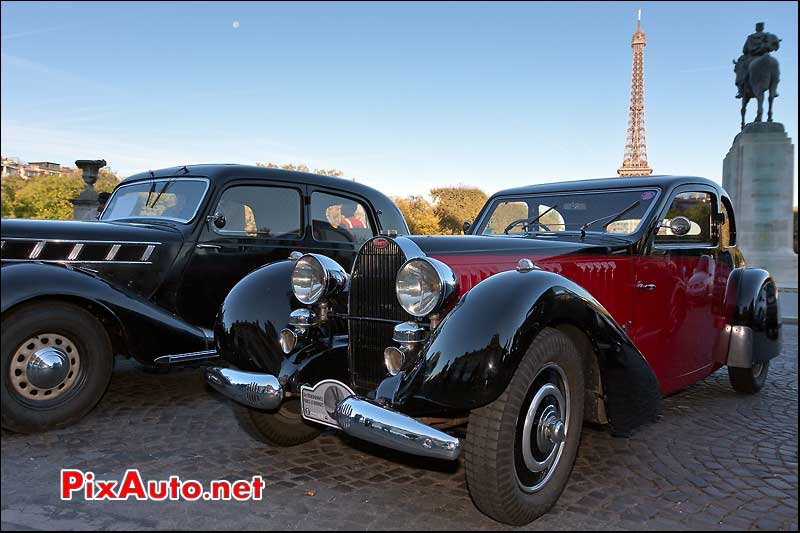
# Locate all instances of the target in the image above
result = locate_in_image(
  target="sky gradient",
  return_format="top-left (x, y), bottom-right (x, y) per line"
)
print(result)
top-left (1, 1), bottom-right (797, 201)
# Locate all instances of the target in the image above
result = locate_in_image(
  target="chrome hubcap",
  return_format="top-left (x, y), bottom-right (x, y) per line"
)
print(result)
top-left (9, 334), bottom-right (80, 401)
top-left (516, 363), bottom-right (570, 493)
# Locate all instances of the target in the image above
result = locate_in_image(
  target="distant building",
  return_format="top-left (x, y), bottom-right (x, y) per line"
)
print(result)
top-left (1, 156), bottom-right (73, 178)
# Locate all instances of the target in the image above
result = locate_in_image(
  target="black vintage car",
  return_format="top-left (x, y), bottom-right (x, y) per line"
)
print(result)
top-left (0, 164), bottom-right (408, 433)
top-left (205, 175), bottom-right (781, 524)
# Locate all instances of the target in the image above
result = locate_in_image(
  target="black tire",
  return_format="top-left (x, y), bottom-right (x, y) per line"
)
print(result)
top-left (729, 361), bottom-right (769, 394)
top-left (1, 301), bottom-right (113, 433)
top-left (465, 328), bottom-right (585, 525)
top-left (238, 399), bottom-right (320, 447)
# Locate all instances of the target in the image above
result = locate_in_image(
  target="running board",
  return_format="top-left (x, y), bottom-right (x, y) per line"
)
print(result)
top-left (154, 349), bottom-right (218, 365)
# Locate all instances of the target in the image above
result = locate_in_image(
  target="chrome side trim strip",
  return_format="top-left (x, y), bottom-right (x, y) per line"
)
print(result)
top-left (67, 243), bottom-right (84, 261)
top-left (153, 349), bottom-right (218, 365)
top-left (0, 259), bottom-right (154, 265)
top-left (1, 238), bottom-right (162, 245)
top-left (105, 244), bottom-right (121, 261)
top-left (29, 241), bottom-right (46, 259)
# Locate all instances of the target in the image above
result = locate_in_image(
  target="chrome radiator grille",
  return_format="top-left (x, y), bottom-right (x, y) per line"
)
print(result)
top-left (348, 238), bottom-right (411, 393)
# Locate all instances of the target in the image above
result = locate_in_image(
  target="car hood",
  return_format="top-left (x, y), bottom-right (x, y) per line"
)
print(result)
top-left (0, 218), bottom-right (184, 244)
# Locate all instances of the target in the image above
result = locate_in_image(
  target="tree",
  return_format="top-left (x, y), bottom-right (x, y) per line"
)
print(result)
top-left (430, 186), bottom-right (488, 234)
top-left (393, 196), bottom-right (440, 235)
top-left (2, 169), bottom-right (121, 220)
top-left (255, 162), bottom-right (344, 178)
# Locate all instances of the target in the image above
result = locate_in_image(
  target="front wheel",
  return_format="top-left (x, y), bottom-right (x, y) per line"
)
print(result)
top-left (238, 399), bottom-right (320, 447)
top-left (465, 328), bottom-right (584, 525)
top-left (729, 361), bottom-right (770, 394)
top-left (1, 301), bottom-right (114, 432)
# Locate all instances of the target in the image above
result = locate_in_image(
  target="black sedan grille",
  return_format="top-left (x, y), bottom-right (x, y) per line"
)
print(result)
top-left (348, 238), bottom-right (411, 393)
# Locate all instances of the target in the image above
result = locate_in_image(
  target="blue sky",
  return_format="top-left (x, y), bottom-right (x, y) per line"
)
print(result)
top-left (1, 1), bottom-right (797, 201)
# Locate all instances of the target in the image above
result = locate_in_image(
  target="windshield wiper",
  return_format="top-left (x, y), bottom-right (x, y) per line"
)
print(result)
top-left (149, 179), bottom-right (175, 209)
top-left (145, 180), bottom-right (157, 209)
top-left (504, 205), bottom-right (558, 234)
top-left (579, 200), bottom-right (640, 240)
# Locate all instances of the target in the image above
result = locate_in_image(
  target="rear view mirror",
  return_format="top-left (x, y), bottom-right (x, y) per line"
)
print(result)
top-left (207, 212), bottom-right (226, 229)
top-left (463, 220), bottom-right (472, 234)
top-left (667, 216), bottom-right (691, 236)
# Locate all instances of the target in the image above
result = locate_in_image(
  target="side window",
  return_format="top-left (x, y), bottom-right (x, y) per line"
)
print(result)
top-left (655, 191), bottom-right (715, 246)
top-left (213, 185), bottom-right (302, 238)
top-left (483, 201), bottom-right (529, 234)
top-left (311, 192), bottom-right (374, 245)
top-left (720, 197), bottom-right (736, 247)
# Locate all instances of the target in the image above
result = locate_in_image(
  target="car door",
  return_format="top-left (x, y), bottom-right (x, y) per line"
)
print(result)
top-left (632, 186), bottom-right (723, 393)
top-left (177, 181), bottom-right (306, 327)
top-left (306, 189), bottom-right (378, 270)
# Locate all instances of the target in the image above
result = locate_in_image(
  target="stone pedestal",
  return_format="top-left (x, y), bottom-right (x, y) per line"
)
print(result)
top-left (70, 159), bottom-right (106, 220)
top-left (723, 122), bottom-right (797, 322)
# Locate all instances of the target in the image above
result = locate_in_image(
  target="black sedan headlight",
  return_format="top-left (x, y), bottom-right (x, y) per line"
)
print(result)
top-left (396, 257), bottom-right (458, 317)
top-left (291, 254), bottom-right (348, 305)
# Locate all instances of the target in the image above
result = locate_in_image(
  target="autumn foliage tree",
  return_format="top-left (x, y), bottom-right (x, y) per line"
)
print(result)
top-left (392, 196), bottom-right (440, 235)
top-left (1, 169), bottom-right (121, 219)
top-left (430, 186), bottom-right (488, 234)
top-left (255, 162), bottom-right (344, 178)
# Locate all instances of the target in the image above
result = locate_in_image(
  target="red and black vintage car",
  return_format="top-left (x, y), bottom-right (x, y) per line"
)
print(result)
top-left (1, 164), bottom-right (408, 433)
top-left (205, 175), bottom-right (781, 524)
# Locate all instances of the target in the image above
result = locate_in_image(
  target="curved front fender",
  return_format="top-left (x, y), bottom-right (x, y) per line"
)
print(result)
top-left (396, 268), bottom-right (662, 434)
top-left (1, 262), bottom-right (211, 362)
top-left (724, 267), bottom-right (781, 366)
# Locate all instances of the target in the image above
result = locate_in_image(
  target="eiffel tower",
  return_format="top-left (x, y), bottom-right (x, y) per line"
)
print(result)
top-left (618, 9), bottom-right (653, 177)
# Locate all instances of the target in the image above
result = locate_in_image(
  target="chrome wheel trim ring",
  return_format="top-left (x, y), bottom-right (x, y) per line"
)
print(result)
top-left (752, 363), bottom-right (764, 379)
top-left (9, 334), bottom-right (81, 401)
top-left (516, 362), bottom-right (570, 494)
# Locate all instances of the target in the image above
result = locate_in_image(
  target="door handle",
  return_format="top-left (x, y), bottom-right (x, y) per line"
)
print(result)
top-left (637, 282), bottom-right (657, 291)
top-left (195, 244), bottom-right (222, 251)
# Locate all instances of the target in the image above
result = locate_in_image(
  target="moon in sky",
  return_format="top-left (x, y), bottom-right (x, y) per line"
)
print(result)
top-left (232, 20), bottom-right (240, 29)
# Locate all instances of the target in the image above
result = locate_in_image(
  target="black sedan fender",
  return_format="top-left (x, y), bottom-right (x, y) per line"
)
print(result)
top-left (1, 262), bottom-right (211, 363)
top-left (392, 268), bottom-right (663, 436)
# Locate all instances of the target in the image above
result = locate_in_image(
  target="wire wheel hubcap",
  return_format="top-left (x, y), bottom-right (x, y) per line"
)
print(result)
top-left (9, 334), bottom-right (81, 401)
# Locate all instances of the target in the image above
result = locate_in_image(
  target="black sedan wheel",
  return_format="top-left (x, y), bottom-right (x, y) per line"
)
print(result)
top-left (465, 328), bottom-right (584, 525)
top-left (729, 361), bottom-right (770, 394)
top-left (1, 301), bottom-right (113, 433)
top-left (236, 399), bottom-right (321, 447)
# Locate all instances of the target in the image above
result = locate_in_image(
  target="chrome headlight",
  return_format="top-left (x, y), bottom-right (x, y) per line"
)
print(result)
top-left (396, 257), bottom-right (458, 317)
top-left (291, 254), bottom-right (348, 305)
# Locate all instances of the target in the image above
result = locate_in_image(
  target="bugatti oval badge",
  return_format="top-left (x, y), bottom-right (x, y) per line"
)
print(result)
top-left (373, 237), bottom-right (389, 249)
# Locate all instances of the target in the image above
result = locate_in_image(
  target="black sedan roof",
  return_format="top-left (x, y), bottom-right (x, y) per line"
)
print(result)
top-left (491, 175), bottom-right (726, 198)
top-left (121, 164), bottom-right (409, 234)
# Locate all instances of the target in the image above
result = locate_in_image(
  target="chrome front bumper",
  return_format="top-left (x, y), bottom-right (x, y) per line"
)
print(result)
top-left (204, 367), bottom-right (460, 461)
top-left (204, 367), bottom-right (284, 410)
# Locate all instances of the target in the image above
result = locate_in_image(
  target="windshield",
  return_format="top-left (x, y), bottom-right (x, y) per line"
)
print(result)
top-left (476, 188), bottom-right (660, 236)
top-left (101, 178), bottom-right (209, 223)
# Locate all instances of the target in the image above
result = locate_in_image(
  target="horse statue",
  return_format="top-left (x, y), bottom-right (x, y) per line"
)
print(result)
top-left (734, 23), bottom-right (781, 130)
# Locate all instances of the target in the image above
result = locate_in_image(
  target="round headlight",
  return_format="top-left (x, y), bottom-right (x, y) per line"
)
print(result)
top-left (291, 254), bottom-right (348, 305)
top-left (396, 258), bottom-right (456, 317)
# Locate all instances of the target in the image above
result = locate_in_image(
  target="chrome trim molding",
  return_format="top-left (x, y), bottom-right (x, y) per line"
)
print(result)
top-left (67, 243), bottom-right (84, 261)
top-left (141, 244), bottom-right (157, 261)
top-left (204, 367), bottom-right (283, 410)
top-left (153, 349), bottom-right (218, 365)
top-left (2, 237), bottom-right (162, 245)
top-left (105, 244), bottom-right (121, 261)
top-left (334, 396), bottom-right (461, 461)
top-left (29, 241), bottom-right (46, 259)
top-left (726, 325), bottom-right (754, 368)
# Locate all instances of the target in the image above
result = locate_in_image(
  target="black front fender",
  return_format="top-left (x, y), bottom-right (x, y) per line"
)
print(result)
top-left (395, 268), bottom-right (662, 435)
top-left (1, 262), bottom-right (210, 362)
top-left (725, 267), bottom-right (781, 367)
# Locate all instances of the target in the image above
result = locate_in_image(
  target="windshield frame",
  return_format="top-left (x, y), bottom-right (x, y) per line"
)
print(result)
top-left (100, 177), bottom-right (211, 224)
top-left (474, 187), bottom-right (663, 237)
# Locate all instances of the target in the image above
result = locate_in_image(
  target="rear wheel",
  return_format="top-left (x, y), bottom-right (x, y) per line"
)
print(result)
top-left (1, 301), bottom-right (113, 432)
top-left (465, 328), bottom-right (584, 525)
top-left (241, 399), bottom-right (320, 447)
top-left (729, 361), bottom-right (769, 394)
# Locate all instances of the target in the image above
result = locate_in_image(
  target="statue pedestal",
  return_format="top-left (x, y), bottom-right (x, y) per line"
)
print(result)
top-left (70, 189), bottom-right (99, 220)
top-left (723, 122), bottom-right (797, 322)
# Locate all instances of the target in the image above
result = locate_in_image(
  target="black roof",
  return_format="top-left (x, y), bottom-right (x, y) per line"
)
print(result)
top-left (120, 164), bottom-right (410, 234)
top-left (490, 175), bottom-right (726, 198)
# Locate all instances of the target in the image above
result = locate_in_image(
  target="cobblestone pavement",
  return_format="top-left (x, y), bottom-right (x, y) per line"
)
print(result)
top-left (2, 327), bottom-right (797, 531)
